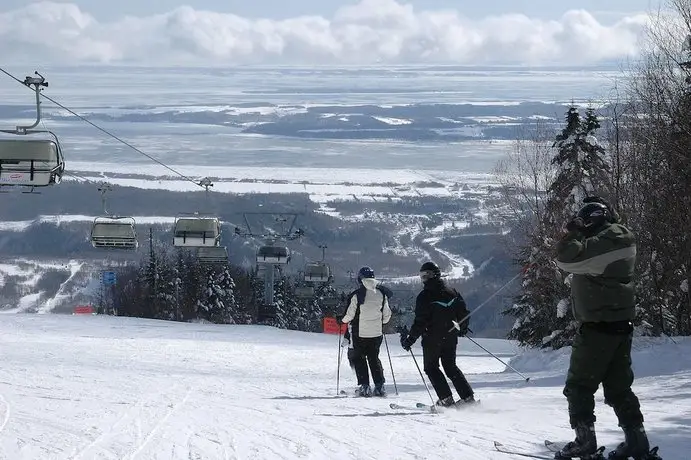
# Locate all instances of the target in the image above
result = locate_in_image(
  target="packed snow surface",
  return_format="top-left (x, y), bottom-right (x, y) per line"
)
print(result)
top-left (0, 316), bottom-right (688, 459)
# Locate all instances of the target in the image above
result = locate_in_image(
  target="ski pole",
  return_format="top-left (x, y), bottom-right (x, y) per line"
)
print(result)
top-left (455, 272), bottom-right (520, 326)
top-left (466, 334), bottom-right (530, 382)
top-left (449, 320), bottom-right (530, 381)
top-left (382, 332), bottom-right (399, 395)
top-left (337, 321), bottom-right (344, 394)
top-left (409, 349), bottom-right (436, 408)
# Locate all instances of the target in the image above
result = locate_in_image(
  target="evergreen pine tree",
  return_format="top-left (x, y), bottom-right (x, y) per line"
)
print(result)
top-left (310, 283), bottom-right (338, 332)
top-left (154, 249), bottom-right (176, 320)
top-left (507, 107), bottom-right (613, 348)
top-left (198, 264), bottom-right (240, 324)
top-left (140, 227), bottom-right (159, 319)
top-left (216, 264), bottom-right (239, 323)
top-left (281, 278), bottom-right (307, 331)
top-left (178, 250), bottom-right (204, 321)
top-left (270, 269), bottom-right (289, 329)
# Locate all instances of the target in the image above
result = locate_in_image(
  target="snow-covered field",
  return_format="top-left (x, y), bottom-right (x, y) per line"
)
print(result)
top-left (0, 316), bottom-right (688, 459)
top-left (59, 162), bottom-right (499, 204)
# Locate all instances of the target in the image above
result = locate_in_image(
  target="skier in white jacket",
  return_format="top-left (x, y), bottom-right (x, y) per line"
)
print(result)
top-left (339, 266), bottom-right (392, 397)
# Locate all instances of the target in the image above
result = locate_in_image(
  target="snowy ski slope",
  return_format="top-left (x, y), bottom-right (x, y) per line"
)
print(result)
top-left (0, 316), bottom-right (688, 459)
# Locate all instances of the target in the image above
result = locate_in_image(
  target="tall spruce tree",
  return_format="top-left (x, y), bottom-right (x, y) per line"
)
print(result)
top-left (270, 270), bottom-right (289, 329)
top-left (507, 107), bottom-right (612, 348)
top-left (310, 283), bottom-right (338, 332)
top-left (198, 264), bottom-right (240, 324)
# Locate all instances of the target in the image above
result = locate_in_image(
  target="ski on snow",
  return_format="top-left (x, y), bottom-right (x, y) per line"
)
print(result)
top-left (494, 440), bottom-right (606, 459)
top-left (544, 441), bottom-right (608, 459)
top-left (493, 441), bottom-right (554, 459)
top-left (390, 400), bottom-right (481, 413)
top-left (389, 403), bottom-right (437, 413)
top-left (415, 400), bottom-right (480, 411)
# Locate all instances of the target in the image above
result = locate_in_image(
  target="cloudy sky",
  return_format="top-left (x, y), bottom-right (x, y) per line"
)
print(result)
top-left (0, 0), bottom-right (661, 66)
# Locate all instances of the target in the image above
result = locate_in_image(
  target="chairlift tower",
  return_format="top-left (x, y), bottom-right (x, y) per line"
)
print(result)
top-left (234, 212), bottom-right (304, 318)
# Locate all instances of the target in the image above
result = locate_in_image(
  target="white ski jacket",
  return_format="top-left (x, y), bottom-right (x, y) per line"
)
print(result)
top-left (342, 284), bottom-right (392, 339)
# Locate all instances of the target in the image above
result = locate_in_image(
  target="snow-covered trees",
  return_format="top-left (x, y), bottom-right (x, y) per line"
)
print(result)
top-left (198, 265), bottom-right (239, 324)
top-left (608, 0), bottom-right (691, 336)
top-left (108, 235), bottom-right (344, 332)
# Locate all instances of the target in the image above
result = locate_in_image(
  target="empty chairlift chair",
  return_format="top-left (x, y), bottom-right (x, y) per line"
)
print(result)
top-left (304, 263), bottom-right (330, 283)
top-left (196, 246), bottom-right (228, 264)
top-left (256, 245), bottom-right (290, 265)
top-left (0, 138), bottom-right (65, 188)
top-left (90, 217), bottom-right (138, 250)
top-left (173, 216), bottom-right (221, 247)
top-left (295, 286), bottom-right (315, 298)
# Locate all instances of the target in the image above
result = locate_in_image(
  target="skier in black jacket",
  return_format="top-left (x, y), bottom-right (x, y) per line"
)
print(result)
top-left (400, 262), bottom-right (475, 407)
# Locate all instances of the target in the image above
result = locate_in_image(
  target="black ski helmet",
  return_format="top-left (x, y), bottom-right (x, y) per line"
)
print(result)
top-left (357, 266), bottom-right (375, 284)
top-left (419, 261), bottom-right (441, 281)
top-left (576, 202), bottom-right (611, 229)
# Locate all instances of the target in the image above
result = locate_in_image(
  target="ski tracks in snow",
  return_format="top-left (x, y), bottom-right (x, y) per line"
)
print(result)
top-left (126, 385), bottom-right (194, 460)
top-left (0, 394), bottom-right (10, 434)
top-left (70, 382), bottom-right (195, 460)
top-left (0, 393), bottom-right (10, 458)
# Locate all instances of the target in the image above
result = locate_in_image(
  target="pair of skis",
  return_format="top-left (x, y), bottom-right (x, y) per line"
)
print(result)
top-left (389, 402), bottom-right (437, 413)
top-left (389, 400), bottom-right (477, 413)
top-left (494, 440), bottom-right (662, 459)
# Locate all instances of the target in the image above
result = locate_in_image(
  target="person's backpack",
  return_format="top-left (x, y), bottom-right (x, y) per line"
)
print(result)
top-left (355, 284), bottom-right (392, 311)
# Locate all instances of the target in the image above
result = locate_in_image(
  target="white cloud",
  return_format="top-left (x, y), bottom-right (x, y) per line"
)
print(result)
top-left (0, 0), bottom-right (650, 65)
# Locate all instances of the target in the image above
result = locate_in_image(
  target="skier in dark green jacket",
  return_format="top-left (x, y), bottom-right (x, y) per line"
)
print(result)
top-left (553, 198), bottom-right (660, 460)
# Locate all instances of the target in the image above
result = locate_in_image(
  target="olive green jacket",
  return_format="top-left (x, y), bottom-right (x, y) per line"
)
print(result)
top-left (555, 223), bottom-right (636, 323)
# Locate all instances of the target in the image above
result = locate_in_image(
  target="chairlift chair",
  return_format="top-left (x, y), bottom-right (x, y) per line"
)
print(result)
top-left (197, 246), bottom-right (228, 264)
top-left (90, 217), bottom-right (138, 250)
top-left (295, 286), bottom-right (315, 299)
top-left (173, 215), bottom-right (221, 247)
top-left (256, 245), bottom-right (290, 265)
top-left (321, 298), bottom-right (342, 308)
top-left (304, 262), bottom-right (331, 283)
top-left (0, 138), bottom-right (65, 188)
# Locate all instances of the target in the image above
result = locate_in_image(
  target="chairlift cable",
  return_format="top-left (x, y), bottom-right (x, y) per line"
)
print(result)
top-left (0, 67), bottom-right (205, 190)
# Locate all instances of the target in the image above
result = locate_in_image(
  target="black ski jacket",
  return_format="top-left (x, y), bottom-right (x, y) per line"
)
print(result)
top-left (408, 279), bottom-right (469, 347)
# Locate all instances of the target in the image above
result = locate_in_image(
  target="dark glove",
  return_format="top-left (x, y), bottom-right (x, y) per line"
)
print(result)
top-left (336, 315), bottom-right (344, 325)
top-left (400, 334), bottom-right (416, 351)
top-left (565, 217), bottom-right (585, 232)
top-left (456, 319), bottom-right (469, 337)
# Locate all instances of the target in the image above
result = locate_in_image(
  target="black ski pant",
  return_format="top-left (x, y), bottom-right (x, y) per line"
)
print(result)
top-left (423, 337), bottom-right (473, 401)
top-left (564, 323), bottom-right (643, 428)
top-left (351, 336), bottom-right (385, 387)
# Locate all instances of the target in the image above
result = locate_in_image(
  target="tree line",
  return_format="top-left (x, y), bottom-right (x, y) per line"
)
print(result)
top-left (100, 231), bottom-right (346, 332)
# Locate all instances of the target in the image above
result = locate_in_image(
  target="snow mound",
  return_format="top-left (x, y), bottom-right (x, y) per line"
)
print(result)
top-left (508, 345), bottom-right (572, 373)
top-left (509, 336), bottom-right (691, 378)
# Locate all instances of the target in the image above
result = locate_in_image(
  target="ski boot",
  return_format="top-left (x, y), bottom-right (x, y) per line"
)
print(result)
top-left (355, 384), bottom-right (372, 397)
top-left (435, 396), bottom-right (455, 407)
top-left (607, 425), bottom-right (662, 460)
top-left (460, 394), bottom-right (478, 405)
top-left (554, 423), bottom-right (602, 459)
top-left (372, 384), bottom-right (387, 397)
